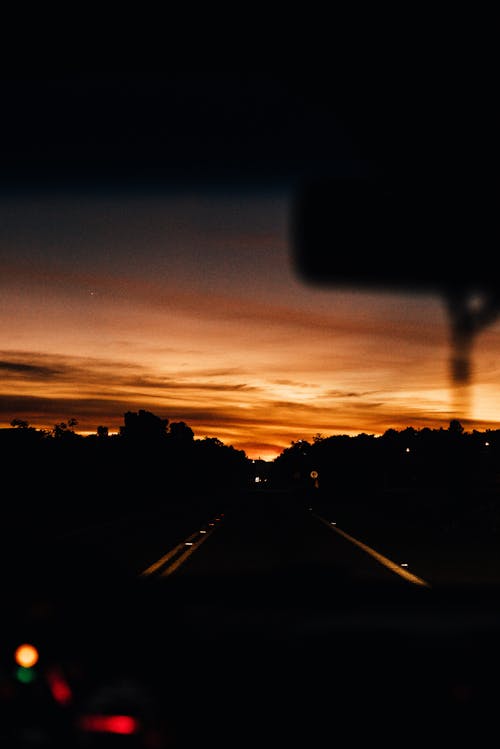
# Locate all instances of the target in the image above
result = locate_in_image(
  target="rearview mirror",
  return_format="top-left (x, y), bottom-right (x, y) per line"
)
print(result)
top-left (291, 176), bottom-right (500, 388)
top-left (292, 177), bottom-right (498, 295)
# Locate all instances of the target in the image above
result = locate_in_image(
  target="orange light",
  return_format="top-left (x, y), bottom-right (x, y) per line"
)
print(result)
top-left (14, 644), bottom-right (39, 668)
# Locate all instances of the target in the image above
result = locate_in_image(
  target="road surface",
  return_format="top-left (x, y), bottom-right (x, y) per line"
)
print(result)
top-left (13, 489), bottom-right (431, 592)
top-left (3, 489), bottom-right (500, 747)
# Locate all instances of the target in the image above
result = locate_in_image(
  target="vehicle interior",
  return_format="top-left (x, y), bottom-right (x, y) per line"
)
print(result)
top-left (1, 56), bottom-right (499, 747)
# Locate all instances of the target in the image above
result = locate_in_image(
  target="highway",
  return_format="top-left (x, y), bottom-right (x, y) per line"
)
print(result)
top-left (4, 490), bottom-right (500, 747)
top-left (18, 489), bottom-right (431, 592)
top-left (138, 496), bottom-right (429, 586)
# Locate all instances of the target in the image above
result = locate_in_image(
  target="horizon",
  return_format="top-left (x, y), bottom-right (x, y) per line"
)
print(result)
top-left (2, 76), bottom-right (499, 460)
top-left (3, 412), bottom-right (497, 464)
top-left (3, 188), bottom-right (500, 461)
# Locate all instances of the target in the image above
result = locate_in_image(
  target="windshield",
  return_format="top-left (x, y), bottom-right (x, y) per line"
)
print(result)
top-left (1, 69), bottom-right (499, 748)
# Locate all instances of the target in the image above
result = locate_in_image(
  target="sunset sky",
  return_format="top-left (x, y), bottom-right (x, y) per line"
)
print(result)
top-left (2, 186), bottom-right (500, 461)
top-left (1, 71), bottom-right (498, 460)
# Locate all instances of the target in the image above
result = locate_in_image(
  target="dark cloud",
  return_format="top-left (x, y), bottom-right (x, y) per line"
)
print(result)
top-left (0, 359), bottom-right (62, 378)
top-left (0, 394), bottom-right (134, 425)
top-left (0, 350), bottom-right (258, 398)
top-left (271, 379), bottom-right (316, 388)
top-left (323, 389), bottom-right (383, 399)
top-left (125, 377), bottom-right (255, 393)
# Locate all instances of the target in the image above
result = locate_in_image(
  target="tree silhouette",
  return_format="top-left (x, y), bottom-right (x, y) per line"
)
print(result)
top-left (51, 418), bottom-right (79, 439)
top-left (121, 409), bottom-right (169, 442)
top-left (448, 418), bottom-right (464, 436)
top-left (10, 418), bottom-right (29, 429)
top-left (169, 421), bottom-right (194, 442)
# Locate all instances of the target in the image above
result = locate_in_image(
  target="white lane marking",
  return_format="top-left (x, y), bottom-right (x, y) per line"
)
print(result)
top-left (160, 526), bottom-right (215, 577)
top-left (139, 521), bottom-right (218, 578)
top-left (314, 513), bottom-right (431, 588)
top-left (139, 530), bottom-right (200, 577)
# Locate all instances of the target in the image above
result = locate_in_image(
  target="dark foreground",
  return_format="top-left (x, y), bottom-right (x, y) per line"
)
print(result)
top-left (2, 488), bottom-right (500, 747)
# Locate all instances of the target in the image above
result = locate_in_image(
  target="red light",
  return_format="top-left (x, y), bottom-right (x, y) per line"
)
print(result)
top-left (78, 714), bottom-right (140, 735)
top-left (46, 667), bottom-right (73, 706)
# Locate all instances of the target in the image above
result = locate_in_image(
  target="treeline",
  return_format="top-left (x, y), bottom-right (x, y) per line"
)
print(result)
top-left (4, 412), bottom-right (500, 508)
top-left (269, 419), bottom-right (500, 493)
top-left (3, 412), bottom-right (499, 555)
top-left (267, 420), bottom-right (500, 540)
top-left (0, 410), bottom-right (253, 530)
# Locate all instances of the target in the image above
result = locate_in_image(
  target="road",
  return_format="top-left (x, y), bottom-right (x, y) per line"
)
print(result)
top-left (4, 489), bottom-right (500, 747)
top-left (15, 488), bottom-right (431, 591)
top-left (8, 485), bottom-right (500, 592)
